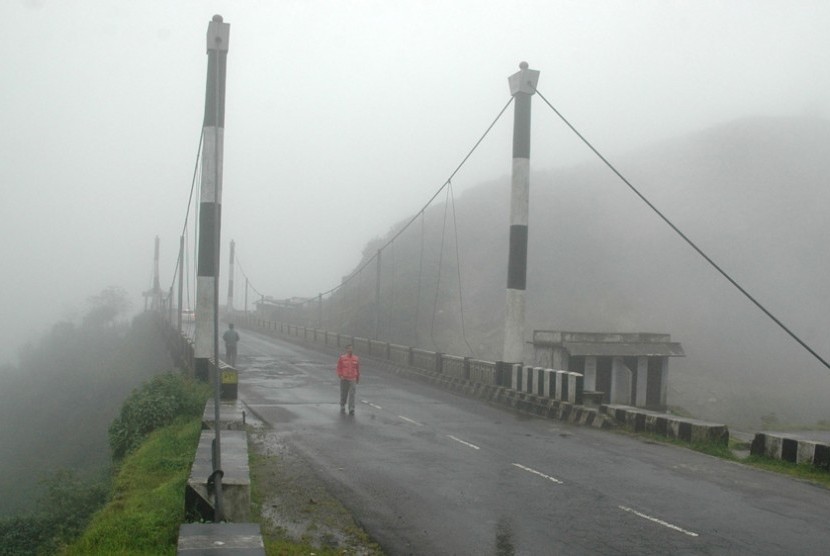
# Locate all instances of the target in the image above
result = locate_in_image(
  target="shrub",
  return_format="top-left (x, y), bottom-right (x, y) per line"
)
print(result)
top-left (109, 373), bottom-right (209, 461)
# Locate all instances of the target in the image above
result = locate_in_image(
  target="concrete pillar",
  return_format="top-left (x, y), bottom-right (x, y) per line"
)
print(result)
top-left (635, 356), bottom-right (648, 408)
top-left (502, 62), bottom-right (540, 364)
top-left (659, 357), bottom-right (669, 407)
top-left (584, 356), bottom-right (597, 391)
top-left (611, 357), bottom-right (632, 405)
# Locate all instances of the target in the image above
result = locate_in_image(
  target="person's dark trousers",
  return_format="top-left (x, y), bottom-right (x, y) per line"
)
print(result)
top-left (226, 345), bottom-right (237, 367)
top-left (340, 379), bottom-right (356, 413)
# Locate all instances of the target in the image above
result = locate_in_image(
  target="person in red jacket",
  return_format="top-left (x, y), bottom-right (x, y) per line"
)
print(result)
top-left (337, 344), bottom-right (360, 415)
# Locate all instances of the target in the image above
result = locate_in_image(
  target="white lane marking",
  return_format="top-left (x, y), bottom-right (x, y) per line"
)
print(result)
top-left (512, 463), bottom-right (564, 484)
top-left (618, 505), bottom-right (699, 537)
top-left (398, 415), bottom-right (423, 426)
top-left (361, 400), bottom-right (382, 410)
top-left (447, 435), bottom-right (480, 450)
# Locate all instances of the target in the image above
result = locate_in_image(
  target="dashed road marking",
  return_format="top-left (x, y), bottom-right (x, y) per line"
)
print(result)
top-left (512, 463), bottom-right (564, 484)
top-left (447, 435), bottom-right (480, 450)
top-left (361, 400), bottom-right (382, 410)
top-left (618, 505), bottom-right (699, 537)
top-left (398, 415), bottom-right (423, 426)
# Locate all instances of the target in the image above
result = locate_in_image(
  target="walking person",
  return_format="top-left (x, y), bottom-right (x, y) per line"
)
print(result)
top-left (337, 344), bottom-right (360, 415)
top-left (222, 323), bottom-right (240, 367)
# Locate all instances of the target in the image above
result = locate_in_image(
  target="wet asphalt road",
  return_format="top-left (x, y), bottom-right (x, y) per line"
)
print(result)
top-left (236, 329), bottom-right (830, 555)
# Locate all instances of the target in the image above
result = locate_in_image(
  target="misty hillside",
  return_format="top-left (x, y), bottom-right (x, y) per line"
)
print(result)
top-left (341, 116), bottom-right (830, 429)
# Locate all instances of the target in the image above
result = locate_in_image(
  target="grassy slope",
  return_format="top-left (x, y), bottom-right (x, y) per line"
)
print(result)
top-left (63, 416), bottom-right (202, 555)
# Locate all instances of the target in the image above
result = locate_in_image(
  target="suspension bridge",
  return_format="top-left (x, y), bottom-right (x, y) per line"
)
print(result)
top-left (156, 15), bottom-right (830, 554)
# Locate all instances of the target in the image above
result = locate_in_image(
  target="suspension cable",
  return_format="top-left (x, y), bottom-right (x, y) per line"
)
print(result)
top-left (166, 129), bottom-right (205, 301)
top-left (317, 96), bottom-right (514, 298)
top-left (449, 181), bottom-right (476, 357)
top-left (534, 87), bottom-right (830, 371)
top-left (430, 185), bottom-right (452, 350)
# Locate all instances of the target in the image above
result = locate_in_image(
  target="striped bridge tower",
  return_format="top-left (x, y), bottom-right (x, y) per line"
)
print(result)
top-left (502, 62), bottom-right (540, 364)
top-left (227, 239), bottom-right (235, 313)
top-left (194, 15), bottom-right (230, 382)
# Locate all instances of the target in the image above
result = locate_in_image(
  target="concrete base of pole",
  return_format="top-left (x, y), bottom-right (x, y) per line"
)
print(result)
top-left (195, 358), bottom-right (210, 382)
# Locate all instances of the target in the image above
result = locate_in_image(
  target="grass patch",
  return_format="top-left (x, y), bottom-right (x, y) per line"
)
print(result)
top-left (624, 429), bottom-right (737, 460)
top-left (62, 416), bottom-right (203, 555)
top-left (627, 427), bottom-right (830, 488)
top-left (741, 456), bottom-right (830, 489)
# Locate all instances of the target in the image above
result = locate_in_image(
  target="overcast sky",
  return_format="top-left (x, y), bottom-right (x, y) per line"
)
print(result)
top-left (1, 1), bottom-right (828, 365)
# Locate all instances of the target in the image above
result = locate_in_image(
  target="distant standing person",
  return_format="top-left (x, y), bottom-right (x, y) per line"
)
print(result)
top-left (337, 344), bottom-right (360, 415)
top-left (223, 323), bottom-right (240, 367)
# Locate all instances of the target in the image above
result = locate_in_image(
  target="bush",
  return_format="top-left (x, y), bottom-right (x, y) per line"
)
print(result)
top-left (0, 470), bottom-right (109, 556)
top-left (109, 373), bottom-right (209, 461)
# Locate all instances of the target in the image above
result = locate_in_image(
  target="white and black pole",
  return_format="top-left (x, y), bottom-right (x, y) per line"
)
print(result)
top-left (227, 239), bottom-right (235, 313)
top-left (195, 15), bottom-right (229, 522)
top-left (195, 15), bottom-right (229, 382)
top-left (502, 62), bottom-right (540, 364)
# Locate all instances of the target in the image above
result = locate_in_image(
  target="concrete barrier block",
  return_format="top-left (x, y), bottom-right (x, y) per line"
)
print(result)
top-left (523, 365), bottom-right (533, 393)
top-left (764, 435), bottom-right (783, 460)
top-left (186, 430), bottom-right (251, 523)
top-left (796, 441), bottom-right (817, 465)
top-left (814, 444), bottom-right (830, 469)
top-left (568, 372), bottom-right (581, 404)
top-left (690, 423), bottom-right (728, 445)
top-left (781, 438), bottom-right (798, 463)
top-left (532, 367), bottom-right (543, 395)
top-left (542, 369), bottom-right (554, 398)
top-left (750, 433), bottom-right (766, 457)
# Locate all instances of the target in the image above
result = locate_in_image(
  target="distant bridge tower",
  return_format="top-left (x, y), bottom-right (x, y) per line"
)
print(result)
top-left (144, 235), bottom-right (163, 311)
top-left (502, 62), bottom-right (540, 364)
top-left (227, 239), bottom-right (235, 312)
top-left (194, 15), bottom-right (230, 382)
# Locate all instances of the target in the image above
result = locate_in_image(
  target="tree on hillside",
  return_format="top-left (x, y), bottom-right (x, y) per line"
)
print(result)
top-left (83, 286), bottom-right (130, 328)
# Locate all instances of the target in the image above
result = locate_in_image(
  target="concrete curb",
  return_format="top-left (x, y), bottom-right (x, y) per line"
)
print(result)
top-left (750, 433), bottom-right (830, 468)
top-left (602, 404), bottom-right (729, 445)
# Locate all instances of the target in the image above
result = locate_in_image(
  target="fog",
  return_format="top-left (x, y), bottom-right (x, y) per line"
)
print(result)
top-left (2, 1), bottom-right (829, 366)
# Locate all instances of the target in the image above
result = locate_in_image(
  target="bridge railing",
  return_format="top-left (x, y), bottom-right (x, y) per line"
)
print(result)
top-left (238, 315), bottom-right (585, 405)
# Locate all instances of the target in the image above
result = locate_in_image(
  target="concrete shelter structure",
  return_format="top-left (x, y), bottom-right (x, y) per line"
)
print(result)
top-left (532, 331), bottom-right (684, 410)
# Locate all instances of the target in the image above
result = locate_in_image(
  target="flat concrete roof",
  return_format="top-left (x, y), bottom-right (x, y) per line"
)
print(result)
top-left (561, 341), bottom-right (685, 357)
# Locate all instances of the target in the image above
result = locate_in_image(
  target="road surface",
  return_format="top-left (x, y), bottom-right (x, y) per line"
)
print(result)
top-left (237, 329), bottom-right (830, 555)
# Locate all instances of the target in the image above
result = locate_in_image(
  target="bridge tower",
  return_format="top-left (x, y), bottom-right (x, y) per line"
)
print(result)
top-left (502, 62), bottom-right (540, 364)
top-left (194, 15), bottom-right (229, 382)
top-left (227, 239), bottom-right (235, 313)
top-left (143, 235), bottom-right (164, 311)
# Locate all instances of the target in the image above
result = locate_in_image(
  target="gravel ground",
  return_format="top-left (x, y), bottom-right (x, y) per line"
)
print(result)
top-left (248, 427), bottom-right (385, 555)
